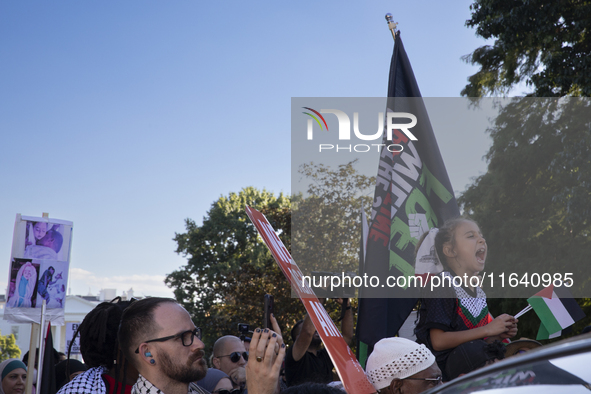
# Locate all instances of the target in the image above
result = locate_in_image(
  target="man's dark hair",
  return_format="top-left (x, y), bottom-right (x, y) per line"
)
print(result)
top-left (22, 347), bottom-right (60, 368)
top-left (291, 320), bottom-right (304, 343)
top-left (118, 297), bottom-right (178, 366)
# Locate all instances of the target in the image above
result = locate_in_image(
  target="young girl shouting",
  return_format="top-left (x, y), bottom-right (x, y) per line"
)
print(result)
top-left (414, 218), bottom-right (518, 380)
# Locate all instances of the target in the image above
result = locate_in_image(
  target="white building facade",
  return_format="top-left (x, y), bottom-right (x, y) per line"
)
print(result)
top-left (0, 291), bottom-right (135, 359)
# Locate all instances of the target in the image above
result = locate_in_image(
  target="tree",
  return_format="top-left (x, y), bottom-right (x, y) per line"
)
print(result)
top-left (459, 98), bottom-right (591, 338)
top-left (462, 0), bottom-right (591, 97)
top-left (462, 1), bottom-right (591, 336)
top-left (0, 331), bottom-right (21, 361)
top-left (167, 163), bottom-right (375, 352)
top-left (292, 160), bottom-right (375, 280)
top-left (166, 187), bottom-right (302, 351)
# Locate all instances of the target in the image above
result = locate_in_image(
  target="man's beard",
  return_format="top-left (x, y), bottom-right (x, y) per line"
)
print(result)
top-left (159, 349), bottom-right (207, 383)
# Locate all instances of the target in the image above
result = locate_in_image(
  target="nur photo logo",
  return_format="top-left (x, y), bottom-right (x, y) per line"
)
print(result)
top-left (302, 107), bottom-right (418, 153)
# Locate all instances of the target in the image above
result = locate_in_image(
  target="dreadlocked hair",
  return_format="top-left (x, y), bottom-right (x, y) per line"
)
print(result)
top-left (65, 297), bottom-right (134, 394)
top-left (68, 297), bottom-right (132, 367)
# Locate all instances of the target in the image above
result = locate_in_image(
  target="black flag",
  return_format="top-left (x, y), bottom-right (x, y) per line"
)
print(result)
top-left (357, 32), bottom-right (460, 366)
top-left (40, 323), bottom-right (57, 394)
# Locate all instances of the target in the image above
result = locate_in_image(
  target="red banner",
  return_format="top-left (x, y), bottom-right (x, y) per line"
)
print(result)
top-left (245, 206), bottom-right (375, 394)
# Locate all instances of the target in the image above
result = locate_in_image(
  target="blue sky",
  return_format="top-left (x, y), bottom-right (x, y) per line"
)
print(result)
top-left (0, 1), bottom-right (500, 298)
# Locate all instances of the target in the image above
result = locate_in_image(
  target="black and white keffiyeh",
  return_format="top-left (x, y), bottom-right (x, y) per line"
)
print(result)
top-left (57, 366), bottom-right (108, 394)
top-left (132, 375), bottom-right (209, 394)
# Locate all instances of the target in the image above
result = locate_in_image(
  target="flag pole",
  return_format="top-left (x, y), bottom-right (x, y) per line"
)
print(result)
top-left (385, 13), bottom-right (398, 41)
top-left (514, 305), bottom-right (533, 319)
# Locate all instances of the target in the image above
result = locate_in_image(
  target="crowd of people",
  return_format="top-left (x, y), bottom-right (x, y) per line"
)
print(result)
top-left (3, 217), bottom-right (588, 394)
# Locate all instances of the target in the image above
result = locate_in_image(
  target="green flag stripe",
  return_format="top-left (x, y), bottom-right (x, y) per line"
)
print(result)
top-left (538, 323), bottom-right (563, 340)
top-left (528, 297), bottom-right (562, 334)
top-left (358, 341), bottom-right (368, 369)
top-left (537, 323), bottom-right (550, 340)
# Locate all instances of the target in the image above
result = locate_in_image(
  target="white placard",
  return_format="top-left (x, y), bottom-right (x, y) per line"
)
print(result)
top-left (66, 322), bottom-right (81, 354)
top-left (4, 214), bottom-right (73, 325)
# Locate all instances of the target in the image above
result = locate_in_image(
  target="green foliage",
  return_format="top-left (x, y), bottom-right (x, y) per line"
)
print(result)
top-left (166, 187), bottom-right (302, 352)
top-left (0, 331), bottom-right (21, 361)
top-left (463, 0), bottom-right (591, 97)
top-left (167, 163), bottom-right (374, 355)
top-left (463, 1), bottom-right (591, 334)
top-left (460, 98), bottom-right (591, 339)
top-left (292, 160), bottom-right (375, 276)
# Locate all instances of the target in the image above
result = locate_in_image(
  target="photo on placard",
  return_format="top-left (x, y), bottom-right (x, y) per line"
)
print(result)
top-left (23, 221), bottom-right (67, 260)
top-left (37, 260), bottom-right (69, 309)
top-left (6, 258), bottom-right (40, 308)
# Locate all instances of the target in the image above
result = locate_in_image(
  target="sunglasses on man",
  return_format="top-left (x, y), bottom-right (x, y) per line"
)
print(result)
top-left (216, 351), bottom-right (249, 363)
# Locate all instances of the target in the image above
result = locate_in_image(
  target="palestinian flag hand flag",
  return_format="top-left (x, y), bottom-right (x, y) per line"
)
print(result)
top-left (527, 284), bottom-right (585, 340)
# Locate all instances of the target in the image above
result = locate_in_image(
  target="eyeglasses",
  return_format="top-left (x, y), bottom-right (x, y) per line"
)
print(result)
top-left (214, 389), bottom-right (243, 394)
top-left (134, 328), bottom-right (202, 353)
top-left (216, 351), bottom-right (248, 363)
top-left (404, 376), bottom-right (443, 386)
top-left (213, 389), bottom-right (243, 394)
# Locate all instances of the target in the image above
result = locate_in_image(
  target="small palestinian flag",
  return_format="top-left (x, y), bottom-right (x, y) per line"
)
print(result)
top-left (527, 284), bottom-right (585, 340)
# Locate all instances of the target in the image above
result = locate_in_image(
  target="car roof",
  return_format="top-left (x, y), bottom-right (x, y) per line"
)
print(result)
top-left (425, 332), bottom-right (591, 393)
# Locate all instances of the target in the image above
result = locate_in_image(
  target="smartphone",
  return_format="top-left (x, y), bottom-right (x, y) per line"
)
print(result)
top-left (263, 294), bottom-right (274, 329)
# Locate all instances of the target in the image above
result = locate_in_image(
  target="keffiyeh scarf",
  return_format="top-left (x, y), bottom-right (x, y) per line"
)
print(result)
top-left (57, 366), bottom-right (108, 394)
top-left (132, 375), bottom-right (209, 394)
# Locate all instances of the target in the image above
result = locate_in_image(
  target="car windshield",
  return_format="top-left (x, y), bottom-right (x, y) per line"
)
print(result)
top-left (429, 353), bottom-right (591, 394)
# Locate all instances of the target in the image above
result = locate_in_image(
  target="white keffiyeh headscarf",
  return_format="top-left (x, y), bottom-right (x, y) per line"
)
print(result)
top-left (415, 227), bottom-right (443, 276)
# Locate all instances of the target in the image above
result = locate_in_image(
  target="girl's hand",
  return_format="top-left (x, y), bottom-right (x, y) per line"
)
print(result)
top-left (486, 314), bottom-right (517, 337)
top-left (499, 317), bottom-right (518, 339)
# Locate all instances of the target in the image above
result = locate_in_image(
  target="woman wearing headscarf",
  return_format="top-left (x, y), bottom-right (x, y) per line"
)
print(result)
top-left (0, 358), bottom-right (27, 394)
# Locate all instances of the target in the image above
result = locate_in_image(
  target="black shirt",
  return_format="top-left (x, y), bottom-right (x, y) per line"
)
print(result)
top-left (285, 346), bottom-right (334, 387)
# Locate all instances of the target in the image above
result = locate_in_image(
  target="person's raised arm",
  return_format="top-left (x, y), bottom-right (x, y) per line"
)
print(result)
top-left (336, 298), bottom-right (354, 347)
top-left (291, 313), bottom-right (315, 361)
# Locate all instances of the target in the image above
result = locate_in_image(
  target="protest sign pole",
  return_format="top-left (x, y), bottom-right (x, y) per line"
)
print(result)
top-left (25, 323), bottom-right (39, 394)
top-left (36, 300), bottom-right (47, 391)
top-left (24, 213), bottom-right (50, 394)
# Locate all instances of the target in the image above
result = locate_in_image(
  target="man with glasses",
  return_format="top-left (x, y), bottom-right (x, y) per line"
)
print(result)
top-left (365, 337), bottom-right (443, 394)
top-left (212, 336), bottom-right (249, 391)
top-left (118, 297), bottom-right (209, 394)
